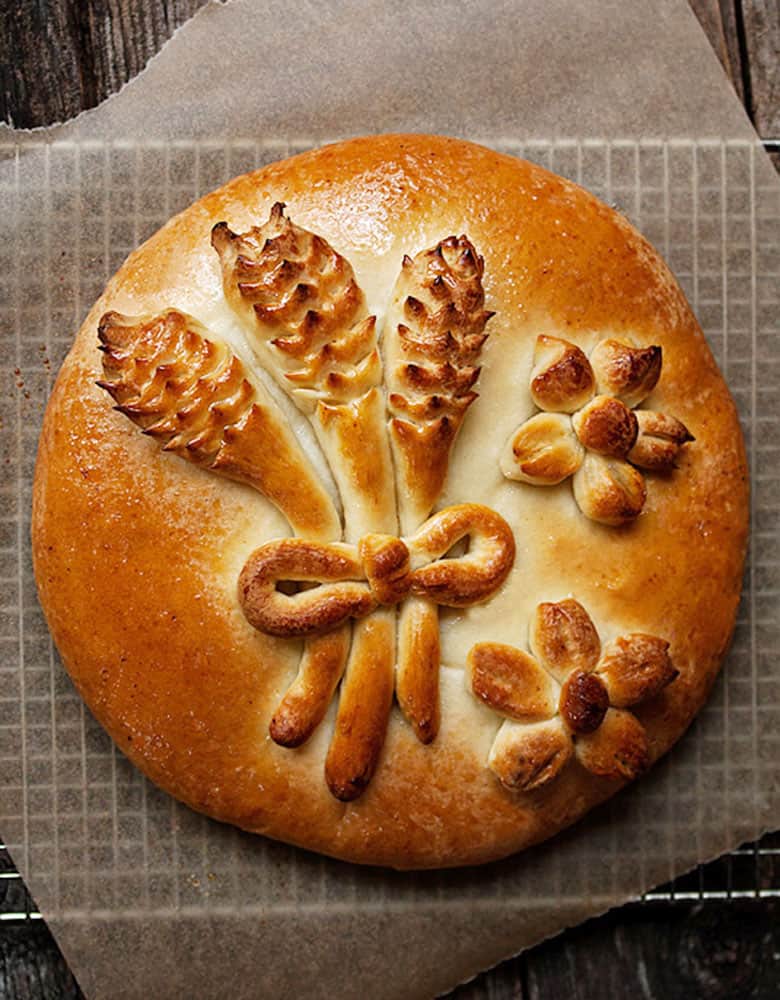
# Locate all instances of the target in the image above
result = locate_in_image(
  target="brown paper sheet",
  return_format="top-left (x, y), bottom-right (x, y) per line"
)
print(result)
top-left (1, 1), bottom-right (778, 997)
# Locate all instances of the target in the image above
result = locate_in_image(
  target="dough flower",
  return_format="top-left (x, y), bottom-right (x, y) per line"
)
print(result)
top-left (500, 335), bottom-right (693, 525)
top-left (468, 598), bottom-right (678, 791)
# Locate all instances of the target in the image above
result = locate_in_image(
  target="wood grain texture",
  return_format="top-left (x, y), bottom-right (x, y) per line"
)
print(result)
top-left (0, 925), bottom-right (84, 1000)
top-left (0, 1), bottom-right (778, 998)
top-left (741, 1), bottom-right (780, 135)
top-left (0, 0), bottom-right (777, 138)
top-left (689, 0), bottom-right (746, 100)
top-left (450, 901), bottom-right (780, 1000)
top-left (0, 0), bottom-right (209, 127)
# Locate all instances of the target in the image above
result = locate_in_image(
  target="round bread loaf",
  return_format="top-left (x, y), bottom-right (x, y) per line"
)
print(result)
top-left (32, 134), bottom-right (748, 868)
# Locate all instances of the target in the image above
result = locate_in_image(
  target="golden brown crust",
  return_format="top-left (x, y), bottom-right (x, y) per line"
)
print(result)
top-left (530, 335), bottom-right (595, 413)
top-left (32, 134), bottom-right (749, 868)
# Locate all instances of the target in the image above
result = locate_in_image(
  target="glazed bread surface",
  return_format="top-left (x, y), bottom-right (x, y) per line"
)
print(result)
top-left (32, 134), bottom-right (748, 868)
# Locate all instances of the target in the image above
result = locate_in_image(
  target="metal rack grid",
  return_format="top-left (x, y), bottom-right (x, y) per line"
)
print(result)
top-left (0, 841), bottom-right (41, 923)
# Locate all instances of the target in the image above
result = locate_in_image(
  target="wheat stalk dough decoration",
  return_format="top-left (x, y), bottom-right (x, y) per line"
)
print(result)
top-left (95, 307), bottom-right (354, 753)
top-left (212, 205), bottom-right (401, 800)
top-left (383, 237), bottom-right (494, 743)
top-left (97, 204), bottom-right (515, 802)
top-left (210, 205), bottom-right (513, 799)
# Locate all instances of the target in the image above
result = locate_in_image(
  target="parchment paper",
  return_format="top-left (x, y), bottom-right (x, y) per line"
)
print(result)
top-left (1, 1), bottom-right (778, 997)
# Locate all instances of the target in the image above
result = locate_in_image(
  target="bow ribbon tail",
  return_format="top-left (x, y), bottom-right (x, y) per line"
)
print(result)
top-left (396, 596), bottom-right (441, 744)
top-left (397, 504), bottom-right (518, 743)
top-left (237, 538), bottom-right (369, 755)
top-left (269, 626), bottom-right (352, 748)
top-left (315, 394), bottom-right (400, 803)
top-left (324, 610), bottom-right (397, 801)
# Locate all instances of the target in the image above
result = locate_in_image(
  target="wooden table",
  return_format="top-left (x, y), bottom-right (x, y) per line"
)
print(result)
top-left (1, 2), bottom-right (778, 998)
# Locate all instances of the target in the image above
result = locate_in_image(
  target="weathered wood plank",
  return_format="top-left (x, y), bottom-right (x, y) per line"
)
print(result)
top-left (2, 899), bottom-right (778, 1000)
top-left (0, 0), bottom-right (208, 127)
top-left (689, 0), bottom-right (746, 100)
top-left (0, 924), bottom-right (83, 1000)
top-left (449, 900), bottom-right (780, 999)
top-left (1, 0), bottom-right (775, 134)
top-left (742, 1), bottom-right (780, 136)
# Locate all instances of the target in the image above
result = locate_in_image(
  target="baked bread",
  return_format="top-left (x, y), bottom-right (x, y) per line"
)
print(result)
top-left (32, 134), bottom-right (748, 869)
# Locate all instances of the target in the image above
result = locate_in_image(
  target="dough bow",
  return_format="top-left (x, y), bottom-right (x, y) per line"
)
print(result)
top-left (239, 503), bottom-right (515, 637)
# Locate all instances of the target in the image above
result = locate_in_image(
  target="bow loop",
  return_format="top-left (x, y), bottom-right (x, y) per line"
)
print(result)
top-left (239, 504), bottom-right (515, 638)
top-left (407, 504), bottom-right (516, 607)
top-left (239, 539), bottom-right (376, 637)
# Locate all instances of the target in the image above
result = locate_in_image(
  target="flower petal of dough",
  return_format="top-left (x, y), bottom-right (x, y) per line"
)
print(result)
top-left (500, 412), bottom-right (583, 485)
top-left (575, 707), bottom-right (650, 780)
top-left (468, 642), bottom-right (558, 721)
top-left (590, 338), bottom-right (662, 408)
top-left (572, 453), bottom-right (647, 525)
top-left (530, 334), bottom-right (595, 412)
top-left (628, 410), bottom-right (694, 472)
top-left (488, 717), bottom-right (574, 791)
top-left (530, 599), bottom-right (601, 683)
top-left (596, 634), bottom-right (679, 707)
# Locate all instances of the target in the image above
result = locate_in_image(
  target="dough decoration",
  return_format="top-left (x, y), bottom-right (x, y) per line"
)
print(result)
top-left (384, 236), bottom-right (494, 528)
top-left (383, 235), bottom-right (493, 742)
top-left (214, 203), bottom-right (399, 800)
top-left (468, 599), bottom-right (679, 791)
top-left (96, 309), bottom-right (340, 542)
top-left (213, 207), bottom-right (497, 772)
top-left (96, 207), bottom-right (686, 804)
top-left (238, 503), bottom-right (515, 636)
top-left (99, 206), bottom-right (505, 801)
top-left (501, 334), bottom-right (693, 525)
top-left (211, 203), bottom-right (381, 412)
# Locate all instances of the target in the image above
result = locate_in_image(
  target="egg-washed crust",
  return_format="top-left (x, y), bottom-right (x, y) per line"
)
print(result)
top-left (32, 134), bottom-right (748, 869)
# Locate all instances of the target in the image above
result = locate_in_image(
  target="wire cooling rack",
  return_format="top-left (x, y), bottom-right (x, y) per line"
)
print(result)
top-left (1, 833), bottom-right (778, 923)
